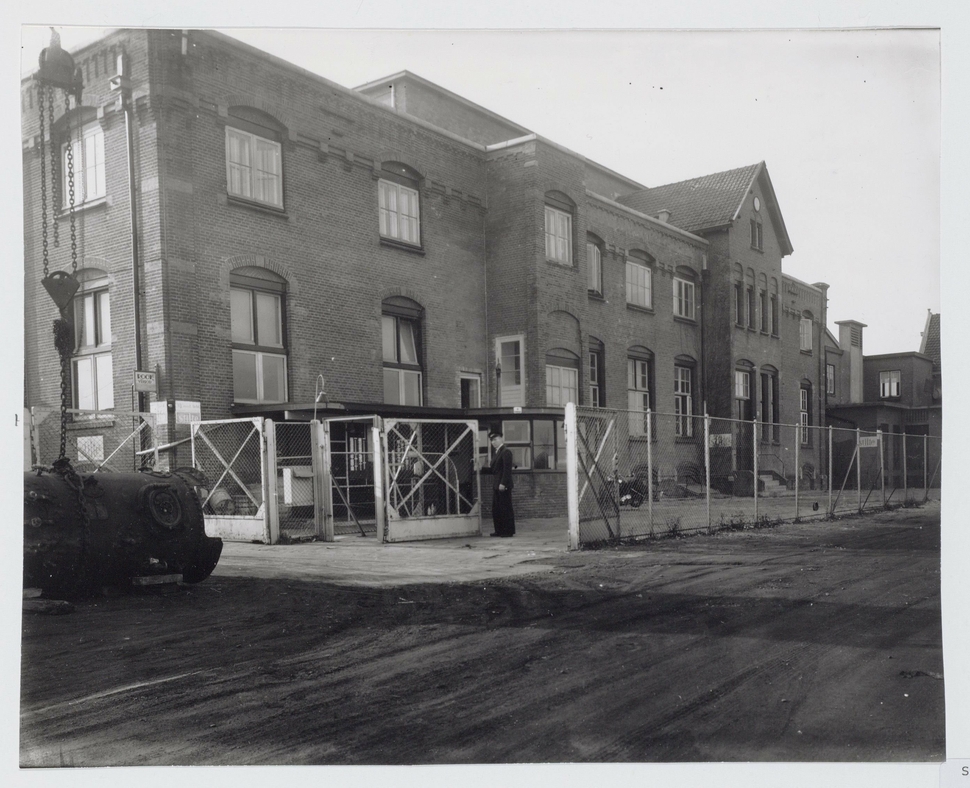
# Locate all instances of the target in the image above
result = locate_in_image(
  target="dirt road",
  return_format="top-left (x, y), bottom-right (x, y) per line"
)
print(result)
top-left (20, 504), bottom-right (944, 765)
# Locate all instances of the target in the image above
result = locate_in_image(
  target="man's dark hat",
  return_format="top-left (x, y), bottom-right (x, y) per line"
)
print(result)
top-left (488, 428), bottom-right (503, 439)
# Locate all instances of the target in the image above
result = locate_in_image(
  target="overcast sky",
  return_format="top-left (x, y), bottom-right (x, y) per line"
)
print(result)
top-left (21, 25), bottom-right (941, 356)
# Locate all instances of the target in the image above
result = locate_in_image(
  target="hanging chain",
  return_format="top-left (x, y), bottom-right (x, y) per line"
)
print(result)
top-left (48, 86), bottom-right (59, 248)
top-left (66, 90), bottom-right (78, 273)
top-left (38, 86), bottom-right (49, 279)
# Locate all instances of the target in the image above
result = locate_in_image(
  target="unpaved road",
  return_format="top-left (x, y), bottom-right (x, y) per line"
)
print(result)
top-left (20, 505), bottom-right (943, 765)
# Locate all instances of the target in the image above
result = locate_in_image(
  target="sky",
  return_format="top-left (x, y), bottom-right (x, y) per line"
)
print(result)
top-left (20, 25), bottom-right (941, 356)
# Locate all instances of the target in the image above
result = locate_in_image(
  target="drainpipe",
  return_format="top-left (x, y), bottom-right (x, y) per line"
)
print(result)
top-left (113, 54), bottom-right (143, 412)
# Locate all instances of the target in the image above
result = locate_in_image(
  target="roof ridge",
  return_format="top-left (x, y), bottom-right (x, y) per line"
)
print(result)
top-left (641, 161), bottom-right (763, 193)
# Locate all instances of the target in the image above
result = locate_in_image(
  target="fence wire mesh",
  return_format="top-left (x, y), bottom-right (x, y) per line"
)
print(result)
top-left (384, 420), bottom-right (478, 522)
top-left (572, 406), bottom-right (941, 547)
top-left (275, 421), bottom-right (316, 540)
top-left (29, 407), bottom-right (159, 472)
top-left (191, 418), bottom-right (265, 518)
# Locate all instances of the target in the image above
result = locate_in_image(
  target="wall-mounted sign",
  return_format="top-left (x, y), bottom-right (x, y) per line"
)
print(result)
top-left (858, 436), bottom-right (879, 449)
top-left (709, 433), bottom-right (733, 448)
top-left (149, 400), bottom-right (168, 427)
top-left (133, 370), bottom-right (157, 393)
top-left (175, 400), bottom-right (202, 425)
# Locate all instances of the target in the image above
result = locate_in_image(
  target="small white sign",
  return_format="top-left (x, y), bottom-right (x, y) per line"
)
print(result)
top-left (859, 436), bottom-right (879, 448)
top-left (133, 370), bottom-right (157, 393)
top-left (150, 400), bottom-right (169, 427)
top-left (709, 433), bottom-right (733, 448)
top-left (175, 400), bottom-right (202, 425)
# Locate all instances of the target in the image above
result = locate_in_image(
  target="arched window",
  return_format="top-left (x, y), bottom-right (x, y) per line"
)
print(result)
top-left (735, 359), bottom-right (754, 421)
top-left (545, 190), bottom-right (575, 266)
top-left (746, 268), bottom-right (756, 329)
top-left (734, 263), bottom-right (745, 326)
top-left (588, 336), bottom-right (605, 407)
top-left (770, 277), bottom-right (780, 336)
top-left (800, 380), bottom-right (813, 445)
top-left (225, 107), bottom-right (285, 209)
top-left (382, 296), bottom-right (423, 406)
top-left (674, 355), bottom-right (696, 437)
top-left (586, 233), bottom-right (604, 295)
top-left (545, 348), bottom-right (579, 407)
top-left (379, 162), bottom-right (423, 247)
top-left (800, 310), bottom-right (814, 353)
top-left (626, 250), bottom-right (654, 310)
top-left (673, 265), bottom-right (698, 320)
top-left (73, 268), bottom-right (113, 410)
top-left (231, 266), bottom-right (288, 404)
top-left (627, 346), bottom-right (653, 436)
top-left (758, 273), bottom-right (769, 333)
top-left (759, 364), bottom-right (779, 443)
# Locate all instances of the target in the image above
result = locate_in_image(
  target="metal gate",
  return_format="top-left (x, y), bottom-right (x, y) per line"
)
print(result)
top-left (191, 417), bottom-right (270, 543)
top-left (382, 418), bottom-right (481, 542)
top-left (317, 416), bottom-right (384, 540)
top-left (28, 407), bottom-right (160, 472)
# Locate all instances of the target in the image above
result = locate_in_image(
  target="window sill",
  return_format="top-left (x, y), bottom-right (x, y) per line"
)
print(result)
top-left (380, 237), bottom-right (426, 255)
top-left (57, 196), bottom-right (109, 217)
top-left (67, 415), bottom-right (116, 430)
top-left (750, 246), bottom-right (764, 254)
top-left (800, 349), bottom-right (813, 356)
top-left (673, 315), bottom-right (697, 326)
top-left (588, 291), bottom-right (605, 301)
top-left (626, 303), bottom-right (655, 316)
top-left (227, 195), bottom-right (288, 218)
top-left (545, 258), bottom-right (573, 268)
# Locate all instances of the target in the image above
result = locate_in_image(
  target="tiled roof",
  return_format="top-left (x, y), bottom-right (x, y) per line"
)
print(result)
top-left (920, 312), bottom-right (941, 373)
top-left (618, 163), bottom-right (763, 233)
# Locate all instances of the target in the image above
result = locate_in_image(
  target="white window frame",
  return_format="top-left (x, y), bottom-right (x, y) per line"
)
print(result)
top-left (673, 277), bottom-right (695, 320)
top-left (62, 121), bottom-right (105, 205)
top-left (496, 335), bottom-right (525, 408)
top-left (879, 370), bottom-right (901, 399)
top-left (800, 317), bottom-right (813, 352)
top-left (587, 242), bottom-right (602, 294)
top-left (382, 313), bottom-right (423, 406)
top-left (627, 358), bottom-right (651, 437)
top-left (231, 285), bottom-right (288, 404)
top-left (800, 387), bottom-right (811, 444)
top-left (588, 350), bottom-right (603, 407)
top-left (545, 364), bottom-right (578, 407)
top-left (735, 370), bottom-right (751, 400)
top-left (826, 363), bottom-right (836, 395)
top-left (226, 126), bottom-right (283, 209)
top-left (460, 373), bottom-right (482, 408)
top-left (545, 205), bottom-right (572, 265)
top-left (674, 366), bottom-right (693, 437)
top-left (73, 282), bottom-right (113, 411)
top-left (626, 260), bottom-right (652, 309)
top-left (379, 178), bottom-right (421, 245)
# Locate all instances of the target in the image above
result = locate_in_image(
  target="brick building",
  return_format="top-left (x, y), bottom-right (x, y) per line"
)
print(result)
top-left (24, 29), bottom-right (837, 516)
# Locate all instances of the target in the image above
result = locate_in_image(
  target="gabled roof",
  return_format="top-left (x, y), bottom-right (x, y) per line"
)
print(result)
top-left (919, 311), bottom-right (941, 374)
top-left (617, 161), bottom-right (793, 255)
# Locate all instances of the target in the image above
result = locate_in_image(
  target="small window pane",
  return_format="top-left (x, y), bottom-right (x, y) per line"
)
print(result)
top-left (384, 368), bottom-right (401, 404)
top-left (382, 315), bottom-right (397, 362)
top-left (260, 353), bottom-right (286, 402)
top-left (534, 420), bottom-right (555, 470)
top-left (402, 370), bottom-right (422, 405)
top-left (97, 291), bottom-right (111, 346)
top-left (96, 353), bottom-right (114, 409)
top-left (232, 350), bottom-right (258, 401)
top-left (231, 289), bottom-right (254, 344)
top-left (398, 319), bottom-right (419, 365)
top-left (255, 292), bottom-right (281, 347)
top-left (503, 421), bottom-right (531, 443)
top-left (75, 356), bottom-right (94, 410)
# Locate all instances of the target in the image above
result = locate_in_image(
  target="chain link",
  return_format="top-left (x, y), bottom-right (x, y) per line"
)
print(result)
top-left (53, 317), bottom-right (73, 460)
top-left (65, 90), bottom-right (78, 273)
top-left (48, 86), bottom-right (59, 248)
top-left (38, 86), bottom-right (49, 279)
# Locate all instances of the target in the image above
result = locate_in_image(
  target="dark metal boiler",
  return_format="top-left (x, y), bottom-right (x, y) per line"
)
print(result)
top-left (24, 469), bottom-right (223, 596)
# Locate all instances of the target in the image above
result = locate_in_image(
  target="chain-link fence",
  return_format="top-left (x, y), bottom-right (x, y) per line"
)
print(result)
top-left (569, 404), bottom-right (941, 547)
top-left (191, 418), bottom-right (265, 518)
top-left (274, 420), bottom-right (316, 541)
top-left (327, 419), bottom-right (379, 537)
top-left (28, 407), bottom-right (160, 472)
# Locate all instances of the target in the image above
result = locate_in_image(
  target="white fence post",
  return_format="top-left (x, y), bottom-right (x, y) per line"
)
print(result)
top-left (372, 424), bottom-right (387, 543)
top-left (923, 435), bottom-right (928, 501)
top-left (704, 412), bottom-right (711, 533)
top-left (264, 418), bottom-right (280, 544)
top-left (565, 403), bottom-right (580, 551)
top-left (310, 420), bottom-right (329, 541)
top-left (827, 426), bottom-right (833, 517)
top-left (856, 428), bottom-right (863, 513)
top-left (753, 418), bottom-right (759, 525)
top-left (902, 431), bottom-right (908, 501)
top-left (878, 428), bottom-right (885, 508)
top-left (647, 407), bottom-right (654, 537)
top-left (795, 423), bottom-right (801, 520)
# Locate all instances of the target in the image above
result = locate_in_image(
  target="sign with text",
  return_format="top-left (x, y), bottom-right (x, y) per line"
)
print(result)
top-left (709, 433), bottom-right (733, 448)
top-left (133, 370), bottom-right (157, 393)
top-left (858, 436), bottom-right (879, 449)
top-left (175, 400), bottom-right (202, 425)
top-left (149, 400), bottom-right (168, 427)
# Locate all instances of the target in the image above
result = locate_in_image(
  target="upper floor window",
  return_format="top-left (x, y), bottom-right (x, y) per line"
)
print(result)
top-left (750, 219), bottom-right (763, 251)
top-left (379, 164), bottom-right (422, 246)
top-left (73, 271), bottom-right (113, 410)
top-left (800, 385), bottom-right (812, 445)
top-left (626, 255), bottom-right (653, 309)
top-left (496, 335), bottom-right (525, 408)
top-left (674, 365), bottom-right (693, 437)
top-left (800, 315), bottom-right (813, 352)
top-left (231, 268), bottom-right (288, 404)
top-left (587, 237), bottom-right (603, 295)
top-left (545, 350), bottom-right (579, 407)
top-left (735, 369), bottom-right (751, 401)
top-left (734, 264), bottom-right (745, 326)
top-left (826, 363), bottom-right (836, 395)
top-left (62, 121), bottom-right (105, 205)
top-left (545, 206), bottom-right (572, 265)
top-left (879, 370), bottom-right (901, 399)
top-left (746, 269), bottom-right (756, 329)
top-left (226, 108), bottom-right (284, 209)
top-left (770, 278), bottom-right (780, 336)
top-left (382, 297), bottom-right (423, 406)
top-left (673, 277), bottom-right (696, 320)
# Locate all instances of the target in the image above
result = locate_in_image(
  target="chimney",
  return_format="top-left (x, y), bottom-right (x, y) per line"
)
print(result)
top-left (835, 320), bottom-right (866, 403)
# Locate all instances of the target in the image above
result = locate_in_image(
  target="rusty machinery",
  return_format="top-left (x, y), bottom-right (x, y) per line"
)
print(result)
top-left (25, 30), bottom-right (222, 597)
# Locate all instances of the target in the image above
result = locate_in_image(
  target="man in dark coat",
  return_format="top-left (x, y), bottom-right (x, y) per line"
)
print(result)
top-left (488, 429), bottom-right (515, 537)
